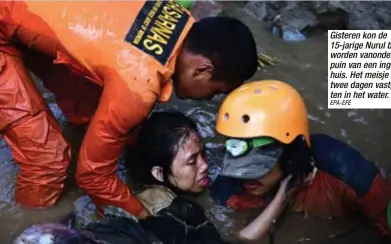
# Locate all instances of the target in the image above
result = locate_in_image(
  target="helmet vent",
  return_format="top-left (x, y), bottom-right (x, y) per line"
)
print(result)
top-left (224, 113), bottom-right (229, 121)
top-left (286, 132), bottom-right (290, 136)
top-left (242, 115), bottom-right (250, 123)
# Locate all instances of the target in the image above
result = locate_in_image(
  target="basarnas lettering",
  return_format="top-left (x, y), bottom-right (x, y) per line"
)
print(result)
top-left (126, 0), bottom-right (190, 65)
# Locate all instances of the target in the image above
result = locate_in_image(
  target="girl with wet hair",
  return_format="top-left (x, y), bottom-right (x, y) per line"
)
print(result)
top-left (14, 111), bottom-right (227, 244)
top-left (126, 110), bottom-right (225, 244)
top-left (129, 110), bottom-right (209, 192)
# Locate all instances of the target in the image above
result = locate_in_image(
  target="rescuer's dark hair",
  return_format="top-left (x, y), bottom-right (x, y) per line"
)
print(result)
top-left (184, 16), bottom-right (258, 85)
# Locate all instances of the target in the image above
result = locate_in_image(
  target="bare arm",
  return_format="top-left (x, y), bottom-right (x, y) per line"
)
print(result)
top-left (238, 175), bottom-right (292, 241)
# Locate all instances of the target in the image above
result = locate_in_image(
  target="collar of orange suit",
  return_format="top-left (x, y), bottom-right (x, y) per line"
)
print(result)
top-left (157, 20), bottom-right (195, 102)
top-left (158, 81), bottom-right (173, 102)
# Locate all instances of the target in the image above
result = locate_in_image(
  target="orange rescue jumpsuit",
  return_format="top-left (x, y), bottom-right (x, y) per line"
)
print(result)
top-left (0, 1), bottom-right (194, 217)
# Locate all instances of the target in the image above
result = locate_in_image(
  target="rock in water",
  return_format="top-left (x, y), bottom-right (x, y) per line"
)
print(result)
top-left (244, 1), bottom-right (391, 41)
top-left (190, 1), bottom-right (224, 20)
top-left (13, 223), bottom-right (99, 244)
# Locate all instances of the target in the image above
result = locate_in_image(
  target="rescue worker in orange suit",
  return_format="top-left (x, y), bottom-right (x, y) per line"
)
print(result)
top-left (0, 1), bottom-right (258, 217)
top-left (210, 80), bottom-right (391, 240)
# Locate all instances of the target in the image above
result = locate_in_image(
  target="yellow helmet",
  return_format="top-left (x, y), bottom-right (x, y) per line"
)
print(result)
top-left (216, 80), bottom-right (310, 146)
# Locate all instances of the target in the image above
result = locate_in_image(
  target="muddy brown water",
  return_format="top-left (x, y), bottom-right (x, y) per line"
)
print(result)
top-left (0, 3), bottom-right (390, 244)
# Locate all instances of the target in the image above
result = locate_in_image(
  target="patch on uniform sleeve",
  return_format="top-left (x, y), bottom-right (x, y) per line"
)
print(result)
top-left (125, 0), bottom-right (190, 65)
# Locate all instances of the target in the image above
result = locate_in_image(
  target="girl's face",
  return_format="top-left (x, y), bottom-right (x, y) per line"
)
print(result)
top-left (243, 163), bottom-right (283, 196)
top-left (168, 132), bottom-right (209, 193)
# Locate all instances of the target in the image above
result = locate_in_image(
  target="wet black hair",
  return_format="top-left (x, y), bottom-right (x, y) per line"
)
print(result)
top-left (278, 136), bottom-right (314, 187)
top-left (183, 16), bottom-right (258, 85)
top-left (127, 111), bottom-right (199, 187)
